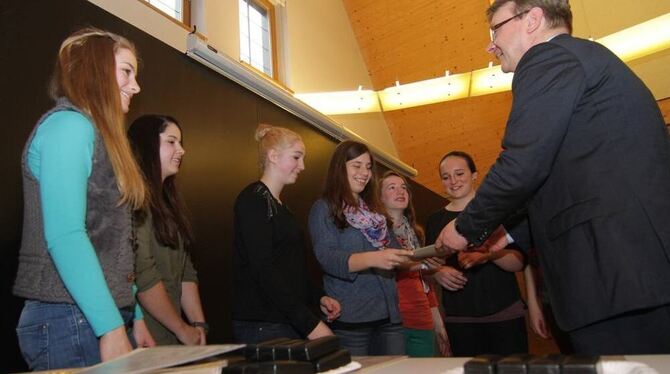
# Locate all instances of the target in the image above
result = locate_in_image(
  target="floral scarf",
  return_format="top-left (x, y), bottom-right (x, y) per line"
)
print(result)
top-left (344, 199), bottom-right (390, 248)
top-left (393, 215), bottom-right (429, 293)
top-left (393, 215), bottom-right (420, 251)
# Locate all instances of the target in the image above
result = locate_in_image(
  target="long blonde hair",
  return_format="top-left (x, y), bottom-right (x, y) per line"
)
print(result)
top-left (50, 28), bottom-right (145, 209)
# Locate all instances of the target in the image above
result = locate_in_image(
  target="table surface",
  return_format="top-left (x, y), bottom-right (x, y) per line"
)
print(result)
top-left (25, 353), bottom-right (670, 373)
top-left (356, 356), bottom-right (469, 373)
top-left (355, 355), bottom-right (670, 374)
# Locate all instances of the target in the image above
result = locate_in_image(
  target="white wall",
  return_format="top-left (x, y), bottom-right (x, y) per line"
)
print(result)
top-left (87, 0), bottom-right (399, 156)
top-left (195, 1), bottom-right (240, 67)
top-left (88, 0), bottom-right (189, 51)
top-left (282, 1), bottom-right (398, 155)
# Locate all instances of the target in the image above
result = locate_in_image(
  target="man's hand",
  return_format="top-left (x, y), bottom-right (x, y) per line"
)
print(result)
top-left (435, 220), bottom-right (468, 254)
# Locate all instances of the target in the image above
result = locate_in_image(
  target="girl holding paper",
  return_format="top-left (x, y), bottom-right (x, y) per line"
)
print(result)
top-left (379, 171), bottom-right (450, 357)
top-left (308, 140), bottom-right (412, 356)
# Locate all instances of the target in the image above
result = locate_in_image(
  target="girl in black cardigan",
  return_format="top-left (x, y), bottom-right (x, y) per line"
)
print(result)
top-left (231, 124), bottom-right (341, 343)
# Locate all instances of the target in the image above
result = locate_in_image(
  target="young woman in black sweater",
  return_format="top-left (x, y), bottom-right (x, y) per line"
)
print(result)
top-left (232, 124), bottom-right (341, 343)
top-left (425, 151), bottom-right (527, 356)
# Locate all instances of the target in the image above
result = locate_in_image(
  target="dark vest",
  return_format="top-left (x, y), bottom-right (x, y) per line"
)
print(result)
top-left (13, 99), bottom-right (135, 307)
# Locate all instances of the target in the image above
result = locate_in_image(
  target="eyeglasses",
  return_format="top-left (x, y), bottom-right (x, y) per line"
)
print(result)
top-left (490, 10), bottom-right (529, 40)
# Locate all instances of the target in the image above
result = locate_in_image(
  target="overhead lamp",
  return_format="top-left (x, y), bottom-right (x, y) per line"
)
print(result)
top-left (470, 62), bottom-right (513, 97)
top-left (378, 70), bottom-right (471, 111)
top-left (186, 34), bottom-right (417, 176)
top-left (294, 86), bottom-right (381, 115)
top-left (290, 13), bottom-right (670, 114)
top-left (596, 12), bottom-right (670, 62)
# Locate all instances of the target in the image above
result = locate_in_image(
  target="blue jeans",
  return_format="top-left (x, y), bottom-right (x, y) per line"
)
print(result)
top-left (16, 300), bottom-right (134, 371)
top-left (333, 323), bottom-right (405, 356)
top-left (232, 320), bottom-right (301, 344)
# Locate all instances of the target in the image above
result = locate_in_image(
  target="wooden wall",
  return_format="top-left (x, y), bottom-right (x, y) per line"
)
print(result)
top-left (343, 0), bottom-right (492, 86)
top-left (343, 0), bottom-right (505, 194)
top-left (384, 92), bottom-right (511, 193)
top-left (0, 1), bottom-right (446, 372)
top-left (659, 97), bottom-right (670, 124)
top-left (343, 0), bottom-right (669, 195)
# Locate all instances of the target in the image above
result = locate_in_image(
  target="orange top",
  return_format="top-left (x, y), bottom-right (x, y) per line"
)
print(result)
top-left (396, 268), bottom-right (438, 330)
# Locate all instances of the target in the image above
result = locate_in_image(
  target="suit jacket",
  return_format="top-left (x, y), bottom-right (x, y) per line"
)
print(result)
top-left (455, 34), bottom-right (670, 331)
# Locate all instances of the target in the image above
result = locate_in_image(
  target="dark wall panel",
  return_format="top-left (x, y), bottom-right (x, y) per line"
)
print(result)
top-left (0, 1), bottom-right (445, 372)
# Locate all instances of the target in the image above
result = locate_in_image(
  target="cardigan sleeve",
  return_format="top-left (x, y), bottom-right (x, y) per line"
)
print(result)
top-left (308, 199), bottom-right (358, 282)
top-left (30, 111), bottom-right (123, 336)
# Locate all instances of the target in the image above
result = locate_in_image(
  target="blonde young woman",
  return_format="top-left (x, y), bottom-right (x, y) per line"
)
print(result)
top-left (379, 171), bottom-right (450, 357)
top-left (13, 28), bottom-right (150, 370)
top-left (425, 151), bottom-right (527, 356)
top-left (232, 124), bottom-right (341, 343)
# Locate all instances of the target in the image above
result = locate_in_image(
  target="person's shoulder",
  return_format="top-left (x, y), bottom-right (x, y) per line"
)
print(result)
top-left (243, 180), bottom-right (268, 194)
top-left (235, 181), bottom-right (277, 219)
top-left (551, 34), bottom-right (617, 62)
top-left (308, 199), bottom-right (331, 221)
top-left (35, 110), bottom-right (94, 148)
top-left (235, 181), bottom-right (265, 203)
top-left (310, 198), bottom-right (328, 213)
top-left (550, 34), bottom-right (595, 49)
top-left (524, 34), bottom-right (587, 63)
top-left (39, 110), bottom-right (94, 137)
top-left (515, 35), bottom-right (587, 84)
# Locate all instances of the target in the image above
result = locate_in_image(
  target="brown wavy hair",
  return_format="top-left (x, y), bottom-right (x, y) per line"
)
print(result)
top-left (323, 140), bottom-right (385, 229)
top-left (49, 27), bottom-right (145, 209)
top-left (380, 171), bottom-right (425, 245)
top-left (128, 115), bottom-right (194, 249)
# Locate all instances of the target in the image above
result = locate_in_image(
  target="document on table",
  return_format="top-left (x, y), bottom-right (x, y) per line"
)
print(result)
top-left (78, 344), bottom-right (245, 374)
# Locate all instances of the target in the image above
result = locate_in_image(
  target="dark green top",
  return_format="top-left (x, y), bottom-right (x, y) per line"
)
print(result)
top-left (135, 213), bottom-right (198, 345)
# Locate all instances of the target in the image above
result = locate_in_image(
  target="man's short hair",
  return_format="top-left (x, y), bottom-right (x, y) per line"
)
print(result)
top-left (487, 0), bottom-right (573, 34)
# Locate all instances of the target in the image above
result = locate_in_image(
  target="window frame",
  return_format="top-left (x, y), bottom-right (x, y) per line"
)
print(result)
top-left (239, 0), bottom-right (279, 81)
top-left (138, 0), bottom-right (191, 29)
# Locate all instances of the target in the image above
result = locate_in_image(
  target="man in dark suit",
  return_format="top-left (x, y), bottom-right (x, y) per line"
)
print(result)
top-left (436, 0), bottom-right (670, 354)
